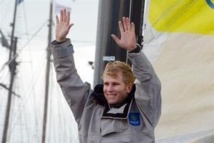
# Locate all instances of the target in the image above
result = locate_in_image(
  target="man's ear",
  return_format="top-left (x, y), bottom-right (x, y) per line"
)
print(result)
top-left (126, 84), bottom-right (132, 93)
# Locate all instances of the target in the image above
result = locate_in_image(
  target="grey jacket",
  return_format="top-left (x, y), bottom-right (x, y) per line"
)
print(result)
top-left (51, 39), bottom-right (161, 143)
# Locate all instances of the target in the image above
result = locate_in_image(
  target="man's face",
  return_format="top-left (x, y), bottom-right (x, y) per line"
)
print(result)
top-left (103, 72), bottom-right (132, 105)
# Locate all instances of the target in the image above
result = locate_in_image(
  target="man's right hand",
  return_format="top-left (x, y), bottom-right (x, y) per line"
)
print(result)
top-left (111, 17), bottom-right (137, 52)
top-left (55, 9), bottom-right (74, 42)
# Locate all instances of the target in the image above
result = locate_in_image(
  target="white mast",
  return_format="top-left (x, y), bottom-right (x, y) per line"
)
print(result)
top-left (41, 0), bottom-right (53, 142)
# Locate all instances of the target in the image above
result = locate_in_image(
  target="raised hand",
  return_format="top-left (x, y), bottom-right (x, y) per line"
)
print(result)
top-left (55, 9), bottom-right (74, 42)
top-left (111, 17), bottom-right (137, 52)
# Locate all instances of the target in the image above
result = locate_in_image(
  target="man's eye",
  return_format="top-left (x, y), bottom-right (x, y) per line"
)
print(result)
top-left (104, 83), bottom-right (109, 86)
top-left (112, 83), bottom-right (119, 86)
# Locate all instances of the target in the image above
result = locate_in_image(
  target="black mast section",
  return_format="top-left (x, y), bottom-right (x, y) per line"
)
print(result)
top-left (130, 0), bottom-right (145, 46)
top-left (93, 0), bottom-right (145, 86)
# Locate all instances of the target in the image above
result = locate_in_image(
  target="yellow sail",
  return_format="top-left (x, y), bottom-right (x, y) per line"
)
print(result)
top-left (149, 0), bottom-right (214, 35)
top-left (144, 0), bottom-right (214, 142)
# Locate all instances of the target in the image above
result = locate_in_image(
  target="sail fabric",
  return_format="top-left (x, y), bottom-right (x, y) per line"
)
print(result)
top-left (143, 0), bottom-right (214, 142)
top-left (148, 0), bottom-right (214, 35)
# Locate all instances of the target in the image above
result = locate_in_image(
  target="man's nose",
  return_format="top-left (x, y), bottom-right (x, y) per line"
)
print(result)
top-left (107, 84), bottom-right (113, 91)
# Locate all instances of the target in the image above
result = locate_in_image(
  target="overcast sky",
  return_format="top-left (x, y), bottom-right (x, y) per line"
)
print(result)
top-left (0, 1), bottom-right (98, 142)
top-left (1, 0), bottom-right (99, 48)
top-left (0, 0), bottom-right (99, 83)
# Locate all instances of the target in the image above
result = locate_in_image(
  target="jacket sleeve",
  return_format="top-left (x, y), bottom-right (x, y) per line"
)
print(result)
top-left (128, 51), bottom-right (161, 127)
top-left (50, 39), bottom-right (91, 124)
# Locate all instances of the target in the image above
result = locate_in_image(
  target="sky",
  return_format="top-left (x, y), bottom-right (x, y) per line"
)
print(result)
top-left (0, 0), bottom-right (98, 83)
top-left (0, 0), bottom-right (98, 44)
top-left (0, 0), bottom-right (98, 142)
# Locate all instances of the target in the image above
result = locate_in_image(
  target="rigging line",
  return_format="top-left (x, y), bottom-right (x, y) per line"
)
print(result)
top-left (56, 93), bottom-right (66, 142)
top-left (8, 90), bottom-right (32, 143)
top-left (6, 93), bottom-right (25, 142)
top-left (53, 76), bottom-right (73, 142)
top-left (7, 59), bottom-right (47, 143)
top-left (24, 57), bottom-right (46, 97)
top-left (18, 9), bottom-right (45, 140)
top-left (16, 5), bottom-right (39, 138)
top-left (16, 79), bottom-right (37, 142)
top-left (1, 47), bottom-right (46, 141)
top-left (0, 20), bottom-right (48, 74)
top-left (50, 68), bottom-right (71, 142)
top-left (56, 92), bottom-right (66, 142)
top-left (48, 68), bottom-right (57, 142)
top-left (48, 82), bottom-right (55, 142)
top-left (0, 83), bottom-right (20, 97)
top-left (20, 0), bottom-right (30, 45)
top-left (49, 71), bottom-right (61, 141)
top-left (0, 64), bottom-right (10, 81)
top-left (18, 16), bottom-right (43, 143)
top-left (18, 19), bottom-right (48, 51)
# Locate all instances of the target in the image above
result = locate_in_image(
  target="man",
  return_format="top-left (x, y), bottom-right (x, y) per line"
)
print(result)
top-left (51, 9), bottom-right (161, 143)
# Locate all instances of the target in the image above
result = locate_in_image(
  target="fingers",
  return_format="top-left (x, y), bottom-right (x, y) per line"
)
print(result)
top-left (121, 17), bottom-right (133, 31)
top-left (56, 15), bottom-right (59, 25)
top-left (122, 17), bottom-right (130, 30)
top-left (118, 21), bottom-right (124, 33)
top-left (67, 23), bottom-right (74, 31)
top-left (59, 9), bottom-right (70, 22)
top-left (131, 22), bottom-right (135, 32)
top-left (111, 34), bottom-right (119, 44)
top-left (67, 10), bottom-right (70, 23)
top-left (60, 9), bottom-right (64, 22)
top-left (118, 17), bottom-right (135, 35)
